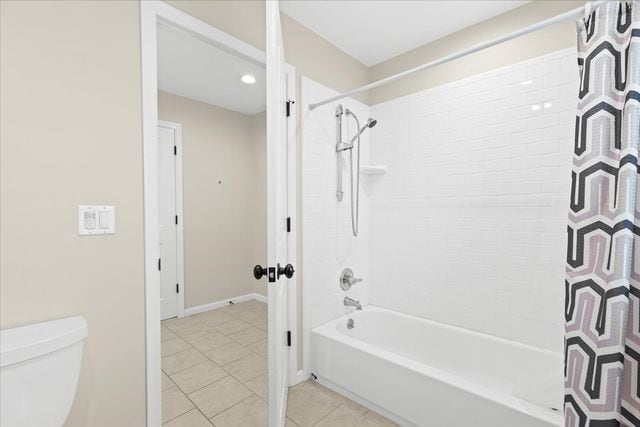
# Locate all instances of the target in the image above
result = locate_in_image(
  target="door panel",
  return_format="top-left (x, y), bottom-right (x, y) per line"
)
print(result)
top-left (266, 1), bottom-right (290, 425)
top-left (158, 125), bottom-right (178, 320)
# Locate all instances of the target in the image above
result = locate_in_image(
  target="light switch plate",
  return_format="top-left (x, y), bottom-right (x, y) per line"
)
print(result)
top-left (79, 205), bottom-right (115, 235)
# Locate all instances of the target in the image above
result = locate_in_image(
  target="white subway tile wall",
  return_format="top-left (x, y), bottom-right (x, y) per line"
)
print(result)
top-left (301, 78), bottom-right (372, 370)
top-left (369, 48), bottom-right (578, 352)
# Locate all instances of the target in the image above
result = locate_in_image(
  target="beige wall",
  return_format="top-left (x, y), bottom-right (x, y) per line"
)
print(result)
top-left (249, 112), bottom-right (269, 297)
top-left (369, 0), bottom-right (584, 104)
top-left (0, 1), bottom-right (146, 426)
top-left (158, 92), bottom-right (266, 307)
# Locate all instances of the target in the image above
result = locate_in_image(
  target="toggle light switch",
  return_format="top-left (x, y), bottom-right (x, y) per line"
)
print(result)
top-left (79, 206), bottom-right (115, 235)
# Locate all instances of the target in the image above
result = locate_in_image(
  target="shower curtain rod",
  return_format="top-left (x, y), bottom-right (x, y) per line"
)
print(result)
top-left (308, 0), bottom-right (607, 111)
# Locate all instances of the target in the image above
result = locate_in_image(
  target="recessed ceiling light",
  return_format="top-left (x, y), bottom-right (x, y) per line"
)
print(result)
top-left (241, 74), bottom-right (256, 84)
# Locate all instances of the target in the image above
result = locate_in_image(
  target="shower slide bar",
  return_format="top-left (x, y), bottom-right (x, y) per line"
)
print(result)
top-left (308, 0), bottom-right (607, 111)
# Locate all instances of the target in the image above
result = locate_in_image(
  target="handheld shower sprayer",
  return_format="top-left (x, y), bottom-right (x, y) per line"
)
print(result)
top-left (348, 117), bottom-right (377, 145)
top-left (336, 107), bottom-right (377, 237)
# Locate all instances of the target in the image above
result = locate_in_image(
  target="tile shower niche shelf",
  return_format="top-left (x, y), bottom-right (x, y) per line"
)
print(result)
top-left (360, 165), bottom-right (387, 175)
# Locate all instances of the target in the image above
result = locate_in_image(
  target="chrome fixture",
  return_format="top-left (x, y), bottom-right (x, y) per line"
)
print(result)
top-left (347, 117), bottom-right (378, 146)
top-left (336, 117), bottom-right (377, 152)
top-left (335, 105), bottom-right (345, 201)
top-left (343, 296), bottom-right (362, 310)
top-left (340, 268), bottom-right (363, 291)
top-left (347, 318), bottom-right (355, 329)
top-left (335, 105), bottom-right (377, 237)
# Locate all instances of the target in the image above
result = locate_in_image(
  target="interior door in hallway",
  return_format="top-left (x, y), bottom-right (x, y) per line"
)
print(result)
top-left (158, 123), bottom-right (180, 320)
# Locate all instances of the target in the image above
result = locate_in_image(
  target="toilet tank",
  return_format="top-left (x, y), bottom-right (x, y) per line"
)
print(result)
top-left (1, 316), bottom-right (88, 427)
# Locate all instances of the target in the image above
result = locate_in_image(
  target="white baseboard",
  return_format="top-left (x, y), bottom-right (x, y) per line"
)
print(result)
top-left (184, 293), bottom-right (267, 316)
top-left (252, 293), bottom-right (267, 303)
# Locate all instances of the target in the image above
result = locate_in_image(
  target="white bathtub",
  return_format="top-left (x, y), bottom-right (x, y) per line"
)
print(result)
top-left (311, 306), bottom-right (563, 427)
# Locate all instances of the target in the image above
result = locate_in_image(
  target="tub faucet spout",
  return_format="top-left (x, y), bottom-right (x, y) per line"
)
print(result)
top-left (343, 296), bottom-right (362, 310)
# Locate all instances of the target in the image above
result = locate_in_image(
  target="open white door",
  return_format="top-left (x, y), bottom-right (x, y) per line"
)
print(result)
top-left (266, 1), bottom-right (291, 425)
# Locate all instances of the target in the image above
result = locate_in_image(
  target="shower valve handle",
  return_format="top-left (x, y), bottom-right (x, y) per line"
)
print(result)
top-left (340, 268), bottom-right (362, 291)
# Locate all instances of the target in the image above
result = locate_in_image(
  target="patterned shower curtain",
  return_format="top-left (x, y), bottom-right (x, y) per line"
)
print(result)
top-left (565, 2), bottom-right (640, 426)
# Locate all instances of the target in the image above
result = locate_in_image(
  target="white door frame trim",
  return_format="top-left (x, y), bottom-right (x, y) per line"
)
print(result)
top-left (141, 2), bottom-right (298, 424)
top-left (158, 120), bottom-right (185, 319)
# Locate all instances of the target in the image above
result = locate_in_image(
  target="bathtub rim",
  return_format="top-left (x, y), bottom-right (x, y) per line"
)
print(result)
top-left (311, 305), bottom-right (562, 426)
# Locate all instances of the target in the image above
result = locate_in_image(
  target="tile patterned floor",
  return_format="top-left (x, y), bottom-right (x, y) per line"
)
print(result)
top-left (161, 300), bottom-right (397, 426)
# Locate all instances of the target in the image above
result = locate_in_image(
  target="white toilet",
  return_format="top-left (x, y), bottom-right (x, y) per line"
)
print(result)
top-left (1, 316), bottom-right (88, 427)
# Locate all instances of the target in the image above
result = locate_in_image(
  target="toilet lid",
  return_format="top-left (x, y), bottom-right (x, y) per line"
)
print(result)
top-left (0, 316), bottom-right (88, 368)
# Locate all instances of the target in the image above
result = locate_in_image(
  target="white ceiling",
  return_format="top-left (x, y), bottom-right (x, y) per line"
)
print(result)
top-left (280, 1), bottom-right (531, 67)
top-left (157, 23), bottom-right (265, 115)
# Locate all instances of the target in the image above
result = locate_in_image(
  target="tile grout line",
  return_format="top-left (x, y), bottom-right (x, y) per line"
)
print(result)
top-left (206, 391), bottom-right (263, 423)
top-left (169, 357), bottom-right (263, 398)
top-left (160, 345), bottom-right (194, 359)
top-left (311, 403), bottom-right (345, 426)
top-left (161, 347), bottom-right (260, 377)
top-left (165, 348), bottom-right (256, 393)
top-left (164, 311), bottom-right (251, 335)
top-left (311, 403), bottom-right (387, 427)
top-left (162, 302), bottom-right (268, 425)
top-left (163, 319), bottom-right (265, 375)
top-left (170, 386), bottom-right (215, 426)
top-left (161, 350), bottom-right (209, 377)
top-left (224, 369), bottom-right (266, 387)
top-left (165, 319), bottom-right (244, 425)
top-left (193, 308), bottom-right (265, 423)
top-left (172, 370), bottom-right (231, 396)
top-left (161, 386), bottom-right (203, 426)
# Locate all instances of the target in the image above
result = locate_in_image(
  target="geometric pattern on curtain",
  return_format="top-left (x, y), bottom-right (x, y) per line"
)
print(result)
top-left (565, 2), bottom-right (640, 426)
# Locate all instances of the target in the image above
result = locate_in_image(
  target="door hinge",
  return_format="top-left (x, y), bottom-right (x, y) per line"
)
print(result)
top-left (175, 215), bottom-right (178, 225)
top-left (174, 145), bottom-right (177, 155)
top-left (176, 283), bottom-right (179, 293)
top-left (287, 330), bottom-right (292, 347)
top-left (286, 217), bottom-right (291, 233)
top-left (286, 99), bottom-right (295, 117)
top-left (158, 258), bottom-right (161, 271)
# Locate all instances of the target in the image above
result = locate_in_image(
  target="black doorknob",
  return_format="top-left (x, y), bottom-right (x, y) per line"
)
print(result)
top-left (253, 265), bottom-right (268, 280)
top-left (277, 263), bottom-right (295, 279)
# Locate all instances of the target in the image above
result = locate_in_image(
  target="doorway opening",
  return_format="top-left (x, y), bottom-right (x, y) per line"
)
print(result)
top-left (141, 3), bottom-right (298, 425)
